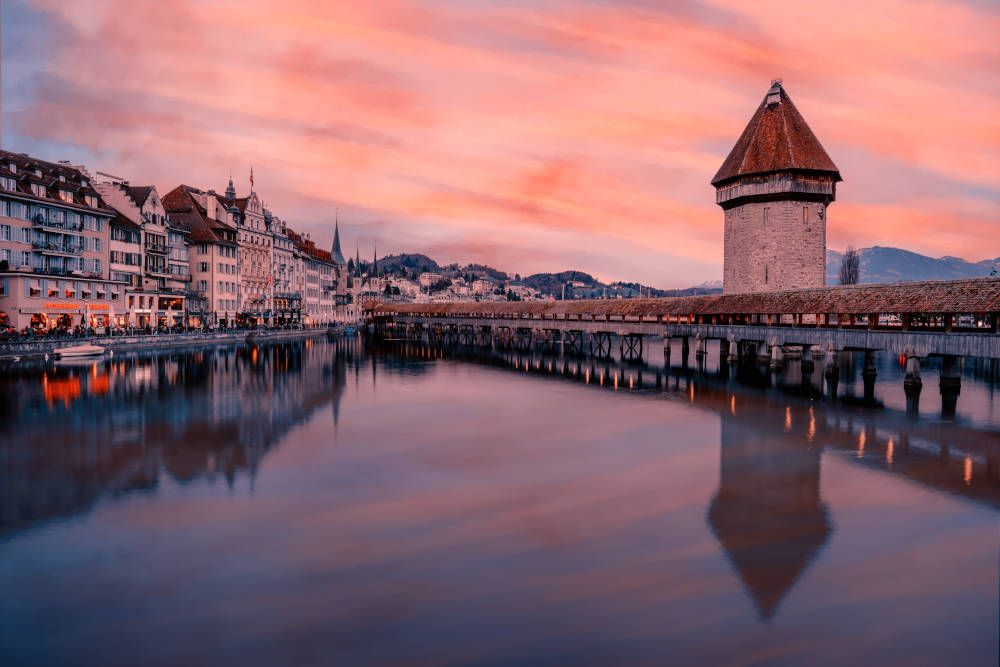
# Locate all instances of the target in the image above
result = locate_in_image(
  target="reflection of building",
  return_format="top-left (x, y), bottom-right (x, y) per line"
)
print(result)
top-left (708, 414), bottom-right (831, 619)
top-left (0, 340), bottom-right (346, 539)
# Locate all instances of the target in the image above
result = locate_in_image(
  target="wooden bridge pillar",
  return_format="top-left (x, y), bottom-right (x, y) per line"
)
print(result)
top-left (590, 331), bottom-right (612, 359)
top-left (862, 350), bottom-right (878, 403)
top-left (801, 345), bottom-right (815, 373)
top-left (621, 333), bottom-right (643, 363)
top-left (939, 355), bottom-right (962, 420)
top-left (903, 348), bottom-right (922, 416)
top-left (566, 330), bottom-right (585, 356)
top-left (824, 343), bottom-right (840, 400)
top-left (769, 338), bottom-right (783, 369)
top-left (663, 336), bottom-right (672, 365)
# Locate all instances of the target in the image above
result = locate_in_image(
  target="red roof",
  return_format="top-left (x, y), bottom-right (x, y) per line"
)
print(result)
top-left (162, 185), bottom-right (237, 245)
top-left (712, 82), bottom-right (840, 186)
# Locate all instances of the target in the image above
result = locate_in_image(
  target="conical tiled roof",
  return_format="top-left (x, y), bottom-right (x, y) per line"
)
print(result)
top-left (712, 81), bottom-right (840, 186)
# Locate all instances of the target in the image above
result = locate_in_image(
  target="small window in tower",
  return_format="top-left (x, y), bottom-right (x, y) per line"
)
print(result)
top-left (763, 207), bottom-right (769, 225)
top-left (803, 207), bottom-right (808, 224)
top-left (765, 265), bottom-right (769, 284)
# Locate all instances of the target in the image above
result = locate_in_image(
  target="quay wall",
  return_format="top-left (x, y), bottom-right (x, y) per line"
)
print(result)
top-left (0, 328), bottom-right (331, 360)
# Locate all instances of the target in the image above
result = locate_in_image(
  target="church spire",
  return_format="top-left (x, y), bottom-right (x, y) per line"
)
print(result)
top-left (373, 242), bottom-right (378, 278)
top-left (331, 210), bottom-right (346, 265)
top-left (225, 172), bottom-right (236, 200)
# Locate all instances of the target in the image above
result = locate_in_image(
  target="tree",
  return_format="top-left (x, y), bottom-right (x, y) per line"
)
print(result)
top-left (839, 246), bottom-right (860, 285)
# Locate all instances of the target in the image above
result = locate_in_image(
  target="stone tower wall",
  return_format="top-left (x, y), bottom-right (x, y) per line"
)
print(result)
top-left (723, 199), bottom-right (827, 294)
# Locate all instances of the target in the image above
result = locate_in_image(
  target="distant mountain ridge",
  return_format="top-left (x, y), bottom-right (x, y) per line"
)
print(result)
top-left (370, 254), bottom-right (720, 298)
top-left (826, 246), bottom-right (999, 285)
top-left (367, 246), bottom-right (998, 299)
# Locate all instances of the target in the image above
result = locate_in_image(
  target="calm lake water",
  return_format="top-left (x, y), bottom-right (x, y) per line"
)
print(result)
top-left (1, 337), bottom-right (998, 666)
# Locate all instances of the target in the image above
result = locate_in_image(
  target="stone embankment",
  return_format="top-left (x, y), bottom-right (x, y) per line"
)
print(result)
top-left (0, 328), bottom-right (331, 361)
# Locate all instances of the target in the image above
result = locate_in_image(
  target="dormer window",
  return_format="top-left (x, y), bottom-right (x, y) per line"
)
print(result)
top-left (59, 190), bottom-right (74, 203)
top-left (84, 194), bottom-right (98, 207)
top-left (34, 169), bottom-right (42, 177)
top-left (58, 175), bottom-right (66, 182)
top-left (8, 163), bottom-right (16, 173)
top-left (30, 183), bottom-right (45, 197)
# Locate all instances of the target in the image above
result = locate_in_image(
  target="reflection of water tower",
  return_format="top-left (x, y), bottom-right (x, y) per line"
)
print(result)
top-left (708, 413), bottom-right (831, 620)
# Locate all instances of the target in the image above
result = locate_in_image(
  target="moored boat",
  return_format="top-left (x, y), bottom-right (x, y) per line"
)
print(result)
top-left (54, 344), bottom-right (106, 358)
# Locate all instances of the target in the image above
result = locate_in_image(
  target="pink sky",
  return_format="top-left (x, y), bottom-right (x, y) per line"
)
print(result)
top-left (2, 0), bottom-right (998, 286)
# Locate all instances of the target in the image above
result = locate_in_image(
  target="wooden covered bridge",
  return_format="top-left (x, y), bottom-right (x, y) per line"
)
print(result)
top-left (367, 277), bottom-right (1000, 413)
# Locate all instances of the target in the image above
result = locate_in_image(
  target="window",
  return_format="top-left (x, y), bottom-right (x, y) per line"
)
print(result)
top-left (85, 194), bottom-right (98, 208)
top-left (0, 279), bottom-right (6, 297)
top-left (30, 183), bottom-right (45, 197)
top-left (199, 262), bottom-right (209, 272)
top-left (0, 224), bottom-right (9, 241)
top-left (48, 281), bottom-right (58, 297)
top-left (803, 207), bottom-right (808, 224)
top-left (64, 283), bottom-right (75, 298)
top-left (763, 207), bottom-right (769, 226)
top-left (27, 280), bottom-right (40, 297)
top-left (765, 264), bottom-right (769, 285)
top-left (59, 190), bottom-right (74, 203)
top-left (96, 287), bottom-right (106, 300)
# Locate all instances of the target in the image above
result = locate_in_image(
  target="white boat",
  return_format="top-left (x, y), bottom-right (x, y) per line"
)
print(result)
top-left (54, 344), bottom-right (106, 358)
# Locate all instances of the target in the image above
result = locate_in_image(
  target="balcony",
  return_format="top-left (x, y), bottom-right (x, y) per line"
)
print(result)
top-left (145, 242), bottom-right (168, 254)
top-left (31, 216), bottom-right (84, 234)
top-left (32, 240), bottom-right (83, 255)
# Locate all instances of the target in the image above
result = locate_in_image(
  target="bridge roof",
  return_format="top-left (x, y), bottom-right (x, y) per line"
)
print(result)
top-left (373, 278), bottom-right (1000, 317)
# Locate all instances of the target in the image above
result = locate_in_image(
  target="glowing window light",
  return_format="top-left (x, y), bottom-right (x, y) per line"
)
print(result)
top-left (785, 407), bottom-right (792, 432)
top-left (964, 457), bottom-right (973, 486)
top-left (886, 437), bottom-right (894, 466)
top-left (857, 430), bottom-right (866, 458)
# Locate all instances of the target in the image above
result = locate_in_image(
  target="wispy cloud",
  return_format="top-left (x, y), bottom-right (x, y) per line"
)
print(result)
top-left (3, 0), bottom-right (998, 285)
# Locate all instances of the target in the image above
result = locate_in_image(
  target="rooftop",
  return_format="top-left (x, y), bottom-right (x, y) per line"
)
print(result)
top-left (712, 81), bottom-right (840, 186)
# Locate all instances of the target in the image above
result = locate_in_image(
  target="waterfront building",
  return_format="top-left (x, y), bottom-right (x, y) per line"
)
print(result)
top-left (268, 211), bottom-right (302, 325)
top-left (162, 185), bottom-right (239, 326)
top-left (224, 178), bottom-right (272, 325)
top-left (287, 229), bottom-right (338, 325)
top-left (0, 150), bottom-right (120, 331)
top-left (96, 179), bottom-right (192, 327)
top-left (713, 80), bottom-right (841, 294)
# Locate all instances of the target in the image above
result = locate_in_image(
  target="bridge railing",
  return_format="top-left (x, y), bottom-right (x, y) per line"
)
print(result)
top-left (374, 309), bottom-right (999, 334)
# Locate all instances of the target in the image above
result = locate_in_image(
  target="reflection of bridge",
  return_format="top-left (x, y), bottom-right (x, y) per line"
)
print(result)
top-left (376, 341), bottom-right (1000, 620)
top-left (369, 277), bottom-right (1000, 418)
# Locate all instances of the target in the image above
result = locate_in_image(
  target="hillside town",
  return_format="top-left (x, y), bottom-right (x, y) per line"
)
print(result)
top-left (0, 149), bottom-right (559, 335)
